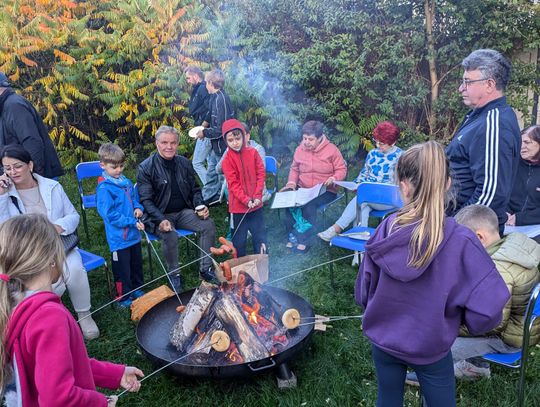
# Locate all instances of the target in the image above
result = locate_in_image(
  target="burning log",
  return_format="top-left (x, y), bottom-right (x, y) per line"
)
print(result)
top-left (170, 281), bottom-right (217, 352)
top-left (214, 295), bottom-right (270, 362)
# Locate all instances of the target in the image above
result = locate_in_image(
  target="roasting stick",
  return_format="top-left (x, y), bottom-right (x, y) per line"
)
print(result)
top-left (294, 315), bottom-right (363, 327)
top-left (267, 253), bottom-right (355, 285)
top-left (115, 336), bottom-right (226, 399)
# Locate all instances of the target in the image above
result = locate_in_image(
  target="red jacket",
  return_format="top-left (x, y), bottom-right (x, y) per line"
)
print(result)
top-left (6, 292), bottom-right (124, 406)
top-left (222, 146), bottom-right (266, 213)
top-left (287, 136), bottom-right (347, 193)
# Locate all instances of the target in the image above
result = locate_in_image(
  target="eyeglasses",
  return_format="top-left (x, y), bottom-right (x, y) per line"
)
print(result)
top-left (460, 78), bottom-right (489, 88)
top-left (1, 163), bottom-right (26, 173)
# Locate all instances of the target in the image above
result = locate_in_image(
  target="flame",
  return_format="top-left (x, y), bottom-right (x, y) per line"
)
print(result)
top-left (241, 299), bottom-right (261, 326)
top-left (226, 343), bottom-right (244, 363)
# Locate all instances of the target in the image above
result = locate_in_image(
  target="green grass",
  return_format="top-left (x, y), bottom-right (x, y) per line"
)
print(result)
top-left (61, 170), bottom-right (540, 407)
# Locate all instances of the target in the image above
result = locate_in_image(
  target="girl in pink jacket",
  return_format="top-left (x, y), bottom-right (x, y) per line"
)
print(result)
top-left (0, 214), bottom-right (144, 406)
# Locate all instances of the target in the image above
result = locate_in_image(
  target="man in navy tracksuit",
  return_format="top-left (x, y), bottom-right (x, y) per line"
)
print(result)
top-left (446, 49), bottom-right (521, 234)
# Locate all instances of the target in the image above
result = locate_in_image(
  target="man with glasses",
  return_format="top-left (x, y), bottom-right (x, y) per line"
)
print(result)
top-left (446, 49), bottom-right (520, 235)
top-left (0, 72), bottom-right (63, 178)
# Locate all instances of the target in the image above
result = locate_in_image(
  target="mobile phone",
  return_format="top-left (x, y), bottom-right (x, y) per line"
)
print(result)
top-left (0, 178), bottom-right (11, 189)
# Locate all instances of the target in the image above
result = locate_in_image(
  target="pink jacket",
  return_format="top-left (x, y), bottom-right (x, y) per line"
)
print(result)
top-left (287, 136), bottom-right (347, 193)
top-left (6, 292), bottom-right (124, 406)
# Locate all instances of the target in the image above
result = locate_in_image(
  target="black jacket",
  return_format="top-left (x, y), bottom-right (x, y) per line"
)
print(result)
top-left (202, 89), bottom-right (234, 156)
top-left (508, 158), bottom-right (540, 226)
top-left (188, 81), bottom-right (210, 126)
top-left (446, 96), bottom-right (521, 227)
top-left (0, 88), bottom-right (63, 178)
top-left (136, 153), bottom-right (203, 233)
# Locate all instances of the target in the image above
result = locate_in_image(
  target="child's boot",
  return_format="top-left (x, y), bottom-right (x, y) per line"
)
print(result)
top-left (77, 311), bottom-right (100, 340)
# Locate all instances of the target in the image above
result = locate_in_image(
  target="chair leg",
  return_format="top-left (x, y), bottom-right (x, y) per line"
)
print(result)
top-left (517, 354), bottom-right (528, 407)
top-left (328, 246), bottom-right (336, 290)
top-left (146, 242), bottom-right (154, 280)
top-left (82, 210), bottom-right (89, 240)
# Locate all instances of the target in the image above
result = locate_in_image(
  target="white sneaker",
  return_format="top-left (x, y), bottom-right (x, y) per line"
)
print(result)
top-left (317, 227), bottom-right (338, 242)
top-left (454, 360), bottom-right (491, 379)
top-left (77, 311), bottom-right (100, 340)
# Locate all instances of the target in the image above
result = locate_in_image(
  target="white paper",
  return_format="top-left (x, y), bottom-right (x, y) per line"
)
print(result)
top-left (271, 183), bottom-right (325, 209)
top-left (334, 180), bottom-right (359, 191)
top-left (504, 224), bottom-right (540, 238)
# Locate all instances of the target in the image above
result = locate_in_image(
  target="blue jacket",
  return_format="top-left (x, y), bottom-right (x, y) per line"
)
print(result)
top-left (355, 214), bottom-right (509, 365)
top-left (96, 176), bottom-right (143, 252)
top-left (446, 96), bottom-right (520, 226)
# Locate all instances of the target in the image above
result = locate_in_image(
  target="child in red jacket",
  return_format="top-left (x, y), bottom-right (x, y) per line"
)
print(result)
top-left (221, 119), bottom-right (267, 256)
top-left (0, 214), bottom-right (143, 407)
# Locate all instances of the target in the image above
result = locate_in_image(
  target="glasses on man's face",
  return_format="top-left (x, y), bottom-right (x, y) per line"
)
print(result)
top-left (372, 138), bottom-right (387, 146)
top-left (1, 163), bottom-right (26, 173)
top-left (460, 78), bottom-right (489, 89)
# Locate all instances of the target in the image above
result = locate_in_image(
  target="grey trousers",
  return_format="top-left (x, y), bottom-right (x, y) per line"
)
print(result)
top-left (158, 209), bottom-right (216, 273)
top-left (451, 336), bottom-right (519, 363)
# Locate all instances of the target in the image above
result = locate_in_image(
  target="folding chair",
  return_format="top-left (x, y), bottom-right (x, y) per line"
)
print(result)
top-left (75, 161), bottom-right (102, 239)
top-left (79, 248), bottom-right (114, 298)
top-left (318, 193), bottom-right (345, 229)
top-left (328, 182), bottom-right (402, 287)
top-left (482, 283), bottom-right (540, 407)
top-left (265, 156), bottom-right (278, 196)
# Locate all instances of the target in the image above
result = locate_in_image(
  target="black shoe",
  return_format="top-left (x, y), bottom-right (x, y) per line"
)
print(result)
top-left (200, 267), bottom-right (219, 284)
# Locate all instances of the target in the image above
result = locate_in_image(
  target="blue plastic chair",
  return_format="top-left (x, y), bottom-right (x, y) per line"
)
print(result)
top-left (79, 248), bottom-right (114, 298)
top-left (75, 161), bottom-right (102, 239)
top-left (318, 193), bottom-right (345, 228)
top-left (482, 283), bottom-right (540, 407)
top-left (328, 182), bottom-right (402, 286)
top-left (265, 156), bottom-right (278, 195)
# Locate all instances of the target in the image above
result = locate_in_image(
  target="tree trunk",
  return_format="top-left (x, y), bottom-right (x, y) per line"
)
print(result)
top-left (425, 0), bottom-right (438, 135)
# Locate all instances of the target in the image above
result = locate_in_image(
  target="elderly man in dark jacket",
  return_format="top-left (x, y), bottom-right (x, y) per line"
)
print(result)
top-left (137, 125), bottom-right (217, 291)
top-left (0, 72), bottom-right (63, 178)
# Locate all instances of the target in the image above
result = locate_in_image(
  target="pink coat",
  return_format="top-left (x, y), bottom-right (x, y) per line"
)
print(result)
top-left (287, 136), bottom-right (347, 193)
top-left (6, 292), bottom-right (124, 406)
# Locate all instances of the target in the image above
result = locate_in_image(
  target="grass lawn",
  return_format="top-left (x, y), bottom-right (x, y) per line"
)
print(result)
top-left (61, 169), bottom-right (540, 407)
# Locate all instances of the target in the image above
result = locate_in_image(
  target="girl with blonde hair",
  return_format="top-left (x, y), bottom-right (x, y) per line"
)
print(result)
top-left (0, 214), bottom-right (143, 406)
top-left (355, 141), bottom-right (509, 406)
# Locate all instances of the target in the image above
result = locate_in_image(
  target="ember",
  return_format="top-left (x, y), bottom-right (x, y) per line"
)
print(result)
top-left (170, 272), bottom-right (293, 365)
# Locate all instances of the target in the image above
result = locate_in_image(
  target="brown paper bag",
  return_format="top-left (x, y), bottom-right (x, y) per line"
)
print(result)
top-left (130, 285), bottom-right (175, 321)
top-left (214, 254), bottom-right (269, 284)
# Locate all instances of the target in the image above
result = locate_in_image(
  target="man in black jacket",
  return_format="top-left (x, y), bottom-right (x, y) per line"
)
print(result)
top-left (137, 125), bottom-right (217, 291)
top-left (184, 66), bottom-right (211, 185)
top-left (446, 49), bottom-right (520, 234)
top-left (196, 69), bottom-right (234, 204)
top-left (0, 72), bottom-right (63, 178)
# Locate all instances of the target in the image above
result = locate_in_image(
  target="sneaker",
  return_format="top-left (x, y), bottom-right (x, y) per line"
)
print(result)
top-left (200, 267), bottom-right (219, 284)
top-left (317, 226), bottom-right (338, 242)
top-left (77, 311), bottom-right (100, 340)
top-left (130, 289), bottom-right (145, 300)
top-left (454, 360), bottom-right (491, 379)
top-left (405, 371), bottom-right (419, 387)
top-left (170, 274), bottom-right (183, 292)
top-left (115, 297), bottom-right (132, 308)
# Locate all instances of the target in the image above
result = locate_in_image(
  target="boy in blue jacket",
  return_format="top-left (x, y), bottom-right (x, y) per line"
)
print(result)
top-left (97, 143), bottom-right (145, 307)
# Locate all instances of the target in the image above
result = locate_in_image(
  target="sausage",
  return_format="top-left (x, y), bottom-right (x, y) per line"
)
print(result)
top-left (222, 261), bottom-right (232, 281)
top-left (210, 247), bottom-right (225, 256)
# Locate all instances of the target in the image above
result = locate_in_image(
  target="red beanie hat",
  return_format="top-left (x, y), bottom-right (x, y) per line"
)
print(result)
top-left (222, 119), bottom-right (245, 139)
top-left (373, 121), bottom-right (400, 145)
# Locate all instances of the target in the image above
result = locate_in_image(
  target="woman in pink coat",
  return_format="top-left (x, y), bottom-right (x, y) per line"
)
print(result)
top-left (281, 120), bottom-right (347, 252)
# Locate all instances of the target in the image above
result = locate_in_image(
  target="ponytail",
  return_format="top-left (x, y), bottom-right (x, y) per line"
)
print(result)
top-left (393, 141), bottom-right (452, 268)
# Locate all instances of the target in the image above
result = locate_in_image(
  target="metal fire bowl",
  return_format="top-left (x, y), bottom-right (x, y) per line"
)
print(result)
top-left (136, 286), bottom-right (315, 379)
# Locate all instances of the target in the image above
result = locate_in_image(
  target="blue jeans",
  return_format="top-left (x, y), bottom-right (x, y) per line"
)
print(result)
top-left (371, 344), bottom-right (455, 407)
top-left (202, 150), bottom-right (224, 201)
top-left (192, 138), bottom-right (212, 185)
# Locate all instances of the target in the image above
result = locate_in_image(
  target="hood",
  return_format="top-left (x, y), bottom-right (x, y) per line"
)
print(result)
top-left (6, 292), bottom-right (61, 356)
top-left (490, 232), bottom-right (540, 270)
top-left (365, 215), bottom-right (460, 282)
top-left (222, 119), bottom-right (246, 152)
top-left (97, 173), bottom-right (131, 189)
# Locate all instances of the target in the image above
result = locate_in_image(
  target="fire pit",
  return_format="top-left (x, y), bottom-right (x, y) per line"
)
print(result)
top-left (136, 283), bottom-right (314, 381)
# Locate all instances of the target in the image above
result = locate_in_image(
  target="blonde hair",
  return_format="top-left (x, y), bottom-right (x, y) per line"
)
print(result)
top-left (393, 141), bottom-right (452, 268)
top-left (0, 214), bottom-right (64, 394)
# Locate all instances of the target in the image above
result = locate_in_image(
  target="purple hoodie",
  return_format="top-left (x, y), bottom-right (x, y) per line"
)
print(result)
top-left (355, 214), bottom-right (510, 364)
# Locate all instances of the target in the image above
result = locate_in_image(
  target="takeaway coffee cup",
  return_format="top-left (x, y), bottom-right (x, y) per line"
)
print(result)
top-left (195, 205), bottom-right (206, 218)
